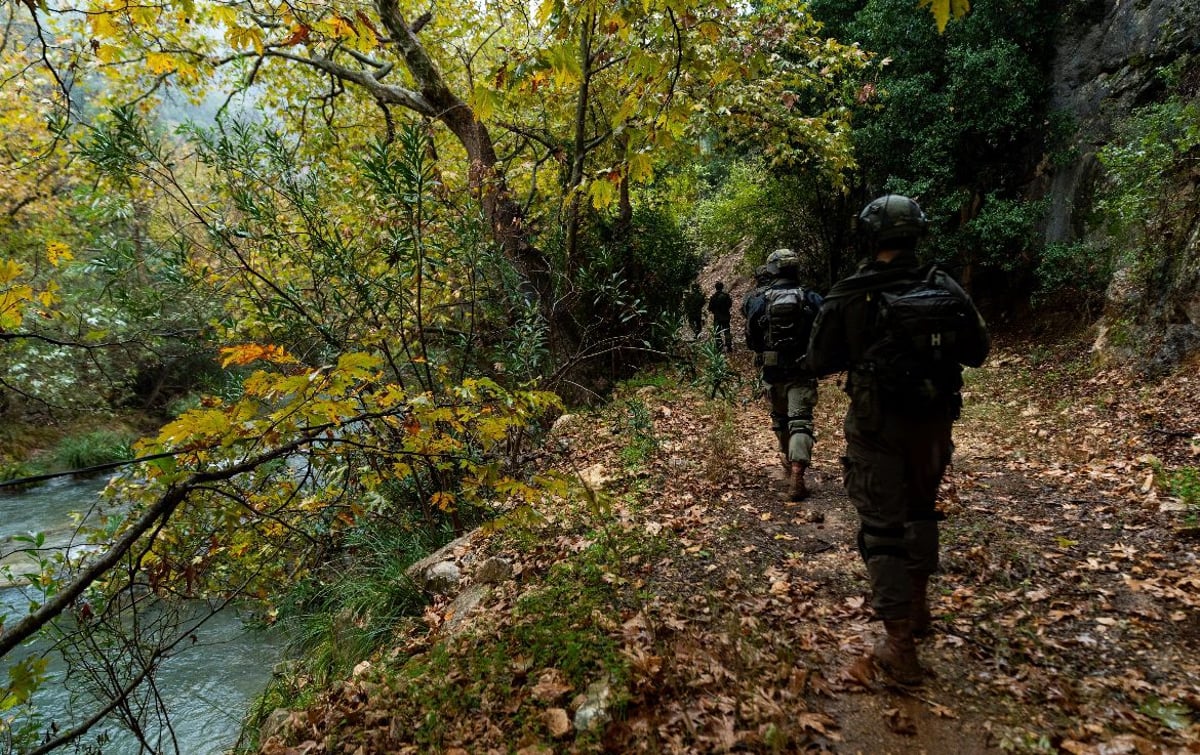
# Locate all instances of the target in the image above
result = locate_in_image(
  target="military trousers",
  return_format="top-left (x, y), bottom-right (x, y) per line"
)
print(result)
top-left (765, 376), bottom-right (818, 465)
top-left (842, 402), bottom-right (953, 621)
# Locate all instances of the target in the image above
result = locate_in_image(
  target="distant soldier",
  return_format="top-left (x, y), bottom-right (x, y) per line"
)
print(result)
top-left (683, 282), bottom-right (706, 338)
top-left (807, 194), bottom-right (990, 685)
top-left (743, 249), bottom-right (823, 501)
top-left (707, 282), bottom-right (733, 353)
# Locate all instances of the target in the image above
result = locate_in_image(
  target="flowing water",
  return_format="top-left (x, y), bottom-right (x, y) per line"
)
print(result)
top-left (1, 477), bottom-right (284, 754)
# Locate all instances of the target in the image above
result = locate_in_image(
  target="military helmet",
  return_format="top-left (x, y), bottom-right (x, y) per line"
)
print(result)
top-left (858, 195), bottom-right (928, 241)
top-left (764, 248), bottom-right (799, 276)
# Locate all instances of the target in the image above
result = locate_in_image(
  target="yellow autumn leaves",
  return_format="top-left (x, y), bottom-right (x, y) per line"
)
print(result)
top-left (0, 243), bottom-right (72, 331)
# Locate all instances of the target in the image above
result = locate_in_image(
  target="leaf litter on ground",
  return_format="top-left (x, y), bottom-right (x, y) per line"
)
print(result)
top-left (261, 320), bottom-right (1200, 754)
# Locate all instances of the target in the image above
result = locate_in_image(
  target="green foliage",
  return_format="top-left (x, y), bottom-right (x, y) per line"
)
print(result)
top-left (48, 430), bottom-right (135, 472)
top-left (0, 656), bottom-right (48, 753)
top-left (274, 523), bottom-right (437, 685)
top-left (686, 160), bottom-right (819, 273)
top-left (621, 207), bottom-right (703, 338)
top-left (958, 195), bottom-right (1046, 272)
top-left (0, 460), bottom-right (42, 485)
top-left (1096, 93), bottom-right (1200, 282)
top-left (615, 398), bottom-right (658, 468)
top-left (1139, 696), bottom-right (1193, 732)
top-left (570, 206), bottom-right (701, 359)
top-left (810, 0), bottom-right (1059, 285)
top-left (1034, 240), bottom-right (1113, 307)
top-left (1165, 466), bottom-right (1200, 509)
top-left (361, 533), bottom-right (638, 749)
top-left (694, 338), bottom-right (737, 400)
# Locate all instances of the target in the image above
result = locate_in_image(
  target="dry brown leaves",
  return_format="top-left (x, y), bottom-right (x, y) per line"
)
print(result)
top-left (262, 323), bottom-right (1200, 753)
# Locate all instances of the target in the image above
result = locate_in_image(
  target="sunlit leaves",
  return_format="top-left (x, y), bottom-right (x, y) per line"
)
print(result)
top-left (45, 242), bottom-right (73, 267)
top-left (919, 0), bottom-right (971, 33)
top-left (0, 259), bottom-right (34, 330)
top-left (0, 657), bottom-right (48, 711)
top-left (220, 343), bottom-right (298, 368)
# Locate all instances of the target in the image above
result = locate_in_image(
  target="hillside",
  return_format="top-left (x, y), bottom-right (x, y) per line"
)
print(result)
top-left (254, 289), bottom-right (1200, 754)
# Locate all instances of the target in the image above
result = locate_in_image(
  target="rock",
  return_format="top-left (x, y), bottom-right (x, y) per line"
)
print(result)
top-left (550, 413), bottom-right (581, 437)
top-left (442, 584), bottom-right (487, 635)
top-left (578, 463), bottom-right (609, 490)
top-left (531, 668), bottom-right (573, 703)
top-left (475, 556), bottom-right (512, 584)
top-left (423, 561), bottom-right (462, 593)
top-left (405, 533), bottom-right (473, 584)
top-left (259, 708), bottom-right (292, 742)
top-left (572, 677), bottom-right (613, 732)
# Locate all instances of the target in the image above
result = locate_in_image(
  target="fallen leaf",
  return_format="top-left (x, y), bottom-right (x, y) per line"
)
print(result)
top-left (883, 707), bottom-right (917, 736)
top-left (543, 708), bottom-right (572, 738)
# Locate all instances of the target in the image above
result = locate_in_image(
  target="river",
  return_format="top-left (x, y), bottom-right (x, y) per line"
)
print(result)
top-left (1, 477), bottom-right (283, 754)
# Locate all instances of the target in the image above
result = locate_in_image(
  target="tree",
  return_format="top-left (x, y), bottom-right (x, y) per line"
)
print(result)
top-left (807, 0), bottom-right (1057, 289)
top-left (0, 0), bottom-right (871, 748)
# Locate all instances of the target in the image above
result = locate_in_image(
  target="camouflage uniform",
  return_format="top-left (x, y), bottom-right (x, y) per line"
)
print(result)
top-left (743, 255), bottom-right (824, 498)
top-left (807, 257), bottom-right (989, 621)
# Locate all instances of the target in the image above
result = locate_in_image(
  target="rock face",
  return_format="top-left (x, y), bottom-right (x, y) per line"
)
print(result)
top-left (1041, 0), bottom-right (1199, 243)
top-left (1036, 0), bottom-right (1200, 370)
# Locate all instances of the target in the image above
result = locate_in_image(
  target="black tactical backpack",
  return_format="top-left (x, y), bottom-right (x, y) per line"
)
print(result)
top-left (863, 265), bottom-right (980, 396)
top-left (759, 286), bottom-right (818, 367)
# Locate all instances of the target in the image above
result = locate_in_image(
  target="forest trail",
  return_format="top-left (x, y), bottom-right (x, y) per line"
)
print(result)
top-left (261, 269), bottom-right (1200, 754)
top-left (580, 320), bottom-right (1200, 753)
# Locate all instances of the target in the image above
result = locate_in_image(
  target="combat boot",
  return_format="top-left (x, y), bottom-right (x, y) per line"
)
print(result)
top-left (872, 619), bottom-right (924, 686)
top-left (788, 462), bottom-right (808, 501)
top-left (910, 573), bottom-right (932, 637)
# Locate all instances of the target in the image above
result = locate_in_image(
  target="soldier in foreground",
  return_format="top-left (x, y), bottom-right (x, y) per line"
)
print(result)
top-left (807, 195), bottom-right (990, 685)
top-left (743, 249), bottom-right (824, 501)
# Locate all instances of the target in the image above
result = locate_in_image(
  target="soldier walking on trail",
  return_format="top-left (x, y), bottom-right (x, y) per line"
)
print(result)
top-left (683, 282), bottom-right (706, 338)
top-left (807, 195), bottom-right (990, 686)
top-left (742, 249), bottom-right (824, 502)
top-left (707, 282), bottom-right (734, 353)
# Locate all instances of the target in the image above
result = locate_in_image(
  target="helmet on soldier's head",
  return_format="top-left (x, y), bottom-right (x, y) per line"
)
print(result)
top-left (858, 195), bottom-right (928, 241)
top-left (764, 248), bottom-right (799, 276)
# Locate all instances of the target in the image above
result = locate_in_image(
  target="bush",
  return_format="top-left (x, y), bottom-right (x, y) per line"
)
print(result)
top-left (1034, 240), bottom-right (1114, 308)
top-left (49, 430), bottom-right (135, 473)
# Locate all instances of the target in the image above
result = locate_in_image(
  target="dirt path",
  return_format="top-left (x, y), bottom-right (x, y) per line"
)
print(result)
top-left (259, 287), bottom-right (1199, 753)
top-left (591, 330), bottom-right (1199, 753)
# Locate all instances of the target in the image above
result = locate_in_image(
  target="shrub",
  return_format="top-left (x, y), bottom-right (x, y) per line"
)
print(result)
top-left (48, 430), bottom-right (135, 473)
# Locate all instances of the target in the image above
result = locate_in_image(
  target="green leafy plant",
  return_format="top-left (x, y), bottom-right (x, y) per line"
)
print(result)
top-left (1166, 466), bottom-right (1200, 509)
top-left (616, 398), bottom-right (659, 468)
top-left (48, 430), bottom-right (135, 473)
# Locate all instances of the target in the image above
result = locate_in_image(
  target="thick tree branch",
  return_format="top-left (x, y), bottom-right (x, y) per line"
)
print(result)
top-left (264, 50), bottom-right (433, 115)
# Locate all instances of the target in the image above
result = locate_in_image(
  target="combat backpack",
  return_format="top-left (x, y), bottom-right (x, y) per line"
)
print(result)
top-left (758, 285), bottom-right (818, 367)
top-left (862, 265), bottom-right (983, 396)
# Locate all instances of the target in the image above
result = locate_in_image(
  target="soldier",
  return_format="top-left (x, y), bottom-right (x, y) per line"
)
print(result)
top-left (807, 195), bottom-right (990, 685)
top-left (683, 282), bottom-right (706, 338)
top-left (707, 281), bottom-right (734, 353)
top-left (743, 249), bottom-right (824, 501)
